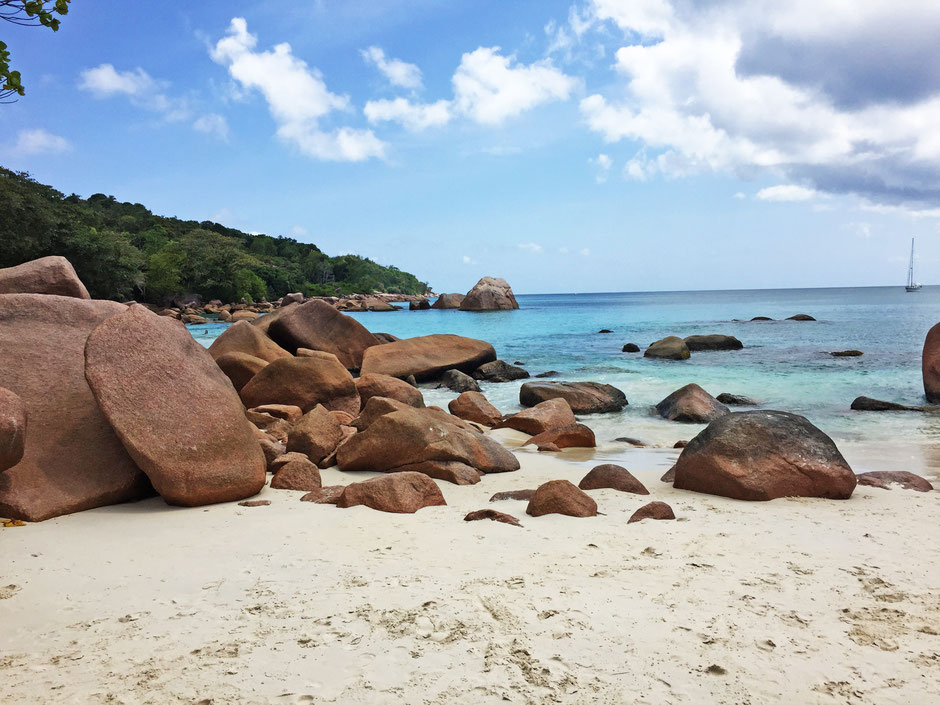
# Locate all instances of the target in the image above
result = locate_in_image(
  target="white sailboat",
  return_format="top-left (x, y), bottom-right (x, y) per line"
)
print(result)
top-left (906, 237), bottom-right (922, 292)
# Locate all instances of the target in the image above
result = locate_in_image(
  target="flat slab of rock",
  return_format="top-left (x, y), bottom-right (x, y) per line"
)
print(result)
top-left (490, 489), bottom-right (536, 502)
top-left (268, 299), bottom-right (379, 369)
top-left (856, 471), bottom-right (932, 492)
top-left (249, 404), bottom-right (303, 423)
top-left (464, 509), bottom-right (521, 527)
top-left (240, 351), bottom-right (360, 415)
top-left (360, 334), bottom-right (496, 381)
top-left (628, 501), bottom-right (676, 523)
top-left (579, 464), bottom-right (649, 495)
top-left (238, 499), bottom-right (271, 507)
top-left (673, 410), bottom-right (856, 501)
top-left (0, 256), bottom-right (90, 299)
top-left (301, 486), bottom-right (344, 504)
top-left (208, 321), bottom-right (291, 363)
top-left (85, 304), bottom-right (266, 507)
top-left (449, 391), bottom-right (502, 426)
top-left (683, 334), bottom-right (743, 351)
top-left (473, 360), bottom-right (529, 382)
top-left (0, 387), bottom-right (26, 473)
top-left (526, 480), bottom-right (598, 517)
top-left (355, 373), bottom-right (425, 408)
top-left (0, 295), bottom-right (150, 522)
top-left (337, 406), bottom-right (519, 474)
top-left (431, 293), bottom-right (465, 309)
top-left (655, 383), bottom-right (730, 423)
top-left (923, 322), bottom-right (940, 404)
top-left (851, 396), bottom-right (922, 412)
top-left (522, 423), bottom-right (596, 449)
top-left (496, 398), bottom-right (576, 435)
top-left (519, 381), bottom-right (627, 414)
top-left (645, 336), bottom-right (690, 360)
top-left (336, 472), bottom-right (446, 513)
top-left (459, 276), bottom-right (519, 311)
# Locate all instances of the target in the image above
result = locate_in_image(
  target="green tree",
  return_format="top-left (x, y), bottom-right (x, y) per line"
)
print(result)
top-left (1, 1), bottom-right (70, 101)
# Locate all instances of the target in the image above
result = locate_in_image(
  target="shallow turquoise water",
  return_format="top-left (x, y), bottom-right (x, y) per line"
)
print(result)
top-left (189, 286), bottom-right (940, 473)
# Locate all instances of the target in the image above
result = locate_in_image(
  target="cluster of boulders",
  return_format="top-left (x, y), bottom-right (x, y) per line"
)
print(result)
top-left (641, 334), bottom-right (743, 360)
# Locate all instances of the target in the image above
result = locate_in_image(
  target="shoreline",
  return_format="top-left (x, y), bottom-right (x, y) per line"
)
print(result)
top-left (2, 445), bottom-right (938, 704)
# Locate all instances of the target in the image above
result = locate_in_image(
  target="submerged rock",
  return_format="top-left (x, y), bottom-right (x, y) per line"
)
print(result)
top-left (645, 336), bottom-right (690, 360)
top-left (0, 256), bottom-right (90, 299)
top-left (84, 304), bottom-right (266, 508)
top-left (850, 396), bottom-right (922, 412)
top-left (655, 383), bottom-right (730, 423)
top-left (673, 410), bottom-right (856, 500)
top-left (519, 381), bottom-right (628, 414)
top-left (787, 314), bottom-right (816, 321)
top-left (831, 350), bottom-right (863, 357)
top-left (716, 393), bottom-right (758, 406)
top-left (496, 398), bottom-right (576, 435)
top-left (622, 343), bottom-right (640, 353)
top-left (431, 293), bottom-right (465, 309)
top-left (460, 276), bottom-right (519, 311)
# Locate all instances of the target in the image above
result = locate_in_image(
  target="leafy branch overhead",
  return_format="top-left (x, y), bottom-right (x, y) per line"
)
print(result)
top-left (1, 0), bottom-right (70, 102)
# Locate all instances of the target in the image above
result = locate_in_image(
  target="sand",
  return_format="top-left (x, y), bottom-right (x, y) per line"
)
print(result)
top-left (1, 435), bottom-right (938, 704)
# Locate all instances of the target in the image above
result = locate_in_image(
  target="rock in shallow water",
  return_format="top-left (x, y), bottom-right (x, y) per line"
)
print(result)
top-left (496, 398), bottom-right (576, 435)
top-left (850, 396), bottom-right (922, 412)
top-left (84, 304), bottom-right (266, 508)
top-left (645, 336), bottom-right (690, 360)
top-left (519, 381), bottom-right (627, 414)
top-left (673, 410), bottom-right (856, 501)
top-left (683, 334), bottom-right (743, 351)
top-left (459, 276), bottom-right (519, 311)
top-left (655, 383), bottom-right (730, 424)
top-left (472, 360), bottom-right (530, 382)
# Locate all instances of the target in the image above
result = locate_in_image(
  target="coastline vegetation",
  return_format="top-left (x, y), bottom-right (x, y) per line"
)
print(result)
top-left (0, 167), bottom-right (430, 302)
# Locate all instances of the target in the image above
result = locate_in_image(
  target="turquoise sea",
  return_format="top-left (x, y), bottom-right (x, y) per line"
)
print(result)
top-left (190, 286), bottom-right (940, 477)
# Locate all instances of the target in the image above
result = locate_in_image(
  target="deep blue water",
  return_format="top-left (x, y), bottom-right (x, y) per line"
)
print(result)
top-left (190, 286), bottom-right (940, 472)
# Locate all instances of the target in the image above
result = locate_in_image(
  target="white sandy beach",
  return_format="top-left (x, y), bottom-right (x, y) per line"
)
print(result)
top-left (1, 437), bottom-right (938, 705)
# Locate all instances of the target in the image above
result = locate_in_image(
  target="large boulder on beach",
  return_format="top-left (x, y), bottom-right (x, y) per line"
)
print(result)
top-left (683, 334), bottom-right (743, 351)
top-left (215, 352), bottom-right (268, 392)
top-left (0, 295), bottom-right (151, 522)
top-left (208, 320), bottom-right (291, 364)
top-left (673, 410), bottom-right (857, 500)
top-left (645, 336), bottom-right (690, 360)
top-left (460, 276), bottom-right (520, 311)
top-left (496, 398), bottom-right (576, 435)
top-left (270, 456), bottom-right (322, 491)
top-left (628, 501), bottom-right (676, 523)
top-left (923, 322), bottom-right (940, 403)
top-left (360, 334), bottom-right (496, 381)
top-left (519, 381), bottom-right (627, 414)
top-left (439, 369), bottom-right (480, 393)
top-left (0, 256), bottom-right (90, 299)
top-left (355, 373), bottom-right (425, 408)
top-left (655, 383), bottom-right (730, 423)
top-left (526, 480), bottom-right (597, 518)
top-left (0, 387), bottom-right (27, 472)
top-left (268, 299), bottom-right (379, 369)
top-left (431, 293), bottom-right (465, 309)
top-left (84, 304), bottom-right (266, 507)
top-left (286, 404), bottom-right (344, 465)
top-left (336, 472), bottom-right (446, 513)
top-left (240, 351), bottom-right (360, 416)
top-left (337, 406), bottom-right (520, 475)
top-left (448, 391), bottom-right (502, 426)
top-left (578, 464), bottom-right (649, 495)
top-left (473, 360), bottom-right (530, 382)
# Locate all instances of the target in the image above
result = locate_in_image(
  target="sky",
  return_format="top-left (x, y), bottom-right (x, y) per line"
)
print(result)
top-left (2, 0), bottom-right (940, 294)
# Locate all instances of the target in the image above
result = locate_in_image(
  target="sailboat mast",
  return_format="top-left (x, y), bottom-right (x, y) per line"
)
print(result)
top-left (909, 238), bottom-right (915, 287)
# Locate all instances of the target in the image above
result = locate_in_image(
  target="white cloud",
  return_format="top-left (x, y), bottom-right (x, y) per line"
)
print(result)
top-left (518, 242), bottom-right (544, 254)
top-left (290, 225), bottom-right (308, 237)
top-left (756, 185), bottom-right (819, 202)
top-left (364, 97), bottom-right (453, 131)
top-left (211, 17), bottom-right (385, 162)
top-left (578, 0), bottom-right (940, 210)
top-left (589, 153), bottom-right (612, 183)
top-left (78, 64), bottom-right (156, 97)
top-left (12, 128), bottom-right (71, 155)
top-left (733, 192), bottom-right (747, 199)
top-left (361, 46), bottom-right (423, 90)
top-left (193, 113), bottom-right (230, 141)
top-left (461, 255), bottom-right (478, 265)
top-left (453, 47), bottom-right (578, 125)
top-left (580, 247), bottom-right (591, 257)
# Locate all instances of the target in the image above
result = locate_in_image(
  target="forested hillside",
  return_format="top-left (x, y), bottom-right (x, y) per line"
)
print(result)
top-left (0, 168), bottom-right (430, 302)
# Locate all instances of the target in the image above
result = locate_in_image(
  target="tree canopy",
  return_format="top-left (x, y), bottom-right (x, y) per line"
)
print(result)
top-left (0, 167), bottom-right (431, 302)
top-left (1, 1), bottom-right (70, 102)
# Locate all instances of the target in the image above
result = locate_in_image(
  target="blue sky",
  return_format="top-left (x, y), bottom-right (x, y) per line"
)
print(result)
top-left (2, 0), bottom-right (939, 294)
